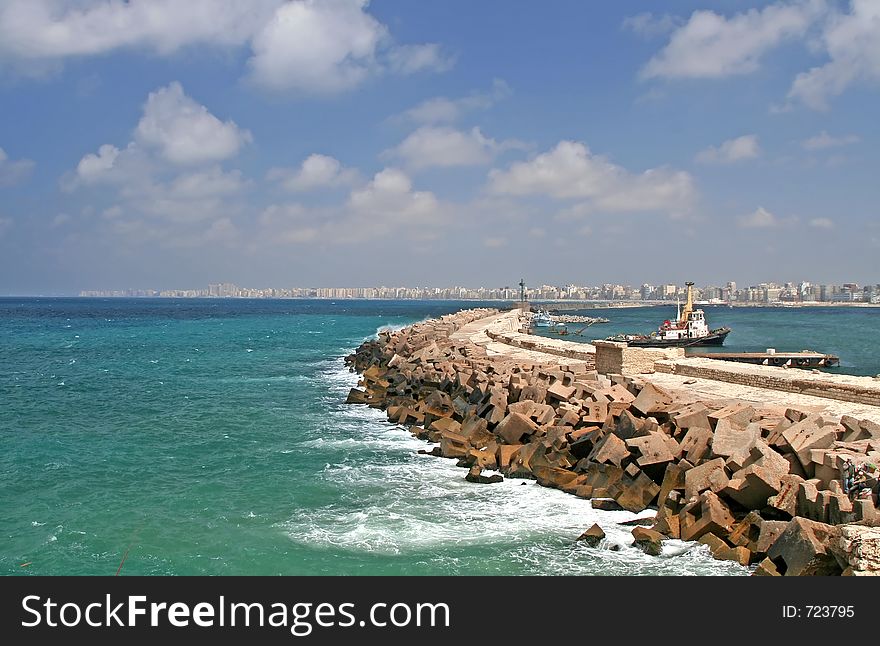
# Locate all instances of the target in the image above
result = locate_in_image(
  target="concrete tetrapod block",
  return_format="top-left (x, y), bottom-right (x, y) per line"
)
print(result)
top-left (495, 412), bottom-right (539, 445)
top-left (783, 421), bottom-right (837, 472)
top-left (632, 526), bottom-right (665, 556)
top-left (679, 491), bottom-right (736, 542)
top-left (711, 420), bottom-right (761, 459)
top-left (680, 426), bottom-right (713, 463)
top-left (626, 432), bottom-right (676, 468)
top-left (587, 433), bottom-right (631, 468)
top-left (630, 382), bottom-right (673, 417)
top-left (767, 517), bottom-right (842, 576)
top-left (611, 471), bottom-right (661, 513)
top-left (577, 523), bottom-right (606, 547)
top-left (684, 458), bottom-right (728, 501)
top-left (708, 403), bottom-right (755, 430)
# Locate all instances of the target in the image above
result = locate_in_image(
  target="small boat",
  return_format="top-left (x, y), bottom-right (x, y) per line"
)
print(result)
top-left (530, 309), bottom-right (554, 327)
top-left (606, 282), bottom-right (731, 347)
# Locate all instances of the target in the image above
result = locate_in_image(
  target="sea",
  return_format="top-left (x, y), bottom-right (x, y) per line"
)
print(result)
top-left (1, 298), bottom-right (876, 577)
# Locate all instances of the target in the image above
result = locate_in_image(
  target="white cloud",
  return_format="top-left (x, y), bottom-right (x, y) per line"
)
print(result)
top-left (75, 144), bottom-right (121, 183)
top-left (483, 237), bottom-right (508, 248)
top-left (0, 0), bottom-right (281, 63)
top-left (487, 140), bottom-right (695, 215)
top-left (259, 168), bottom-right (446, 245)
top-left (788, 0), bottom-right (880, 109)
top-left (641, 0), bottom-right (824, 79)
top-left (397, 79), bottom-right (510, 124)
top-left (802, 131), bottom-right (860, 149)
top-left (389, 126), bottom-right (524, 169)
top-left (0, 1), bottom-right (448, 94)
top-left (0, 147), bottom-right (35, 186)
top-left (696, 135), bottom-right (761, 163)
top-left (623, 12), bottom-right (682, 39)
top-left (135, 82), bottom-right (251, 165)
top-left (246, 0), bottom-right (449, 93)
top-left (809, 217), bottom-right (834, 228)
top-left (737, 206), bottom-right (799, 228)
top-left (267, 154), bottom-right (359, 192)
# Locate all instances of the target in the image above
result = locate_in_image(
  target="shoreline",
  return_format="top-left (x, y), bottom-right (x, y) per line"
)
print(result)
top-left (344, 307), bottom-right (880, 576)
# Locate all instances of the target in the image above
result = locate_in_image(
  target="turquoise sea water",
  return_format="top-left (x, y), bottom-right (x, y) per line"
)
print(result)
top-left (534, 304), bottom-right (880, 376)
top-left (10, 299), bottom-right (873, 576)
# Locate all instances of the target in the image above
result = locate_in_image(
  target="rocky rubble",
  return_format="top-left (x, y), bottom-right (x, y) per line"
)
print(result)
top-left (344, 308), bottom-right (880, 576)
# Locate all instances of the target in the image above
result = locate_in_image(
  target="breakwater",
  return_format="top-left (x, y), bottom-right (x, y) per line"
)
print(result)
top-left (345, 307), bottom-right (880, 576)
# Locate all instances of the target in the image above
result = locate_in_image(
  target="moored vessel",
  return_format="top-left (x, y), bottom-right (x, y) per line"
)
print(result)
top-left (606, 282), bottom-right (731, 347)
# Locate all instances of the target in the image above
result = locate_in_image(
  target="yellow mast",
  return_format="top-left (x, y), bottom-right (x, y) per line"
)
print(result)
top-left (679, 281), bottom-right (694, 325)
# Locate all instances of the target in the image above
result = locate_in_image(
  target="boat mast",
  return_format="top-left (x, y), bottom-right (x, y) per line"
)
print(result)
top-left (679, 281), bottom-right (695, 324)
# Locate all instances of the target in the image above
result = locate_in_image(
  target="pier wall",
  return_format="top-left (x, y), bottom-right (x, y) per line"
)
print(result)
top-left (655, 358), bottom-right (880, 407)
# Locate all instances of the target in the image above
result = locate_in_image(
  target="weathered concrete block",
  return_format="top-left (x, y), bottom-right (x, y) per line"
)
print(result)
top-left (495, 412), bottom-right (539, 445)
top-left (672, 402), bottom-right (711, 431)
top-left (495, 444), bottom-right (522, 470)
top-left (767, 517), bottom-right (842, 576)
top-left (626, 432), bottom-right (676, 468)
top-left (708, 403), bottom-right (755, 430)
top-left (712, 420), bottom-right (761, 458)
top-left (587, 433), bottom-right (631, 468)
top-left (755, 520), bottom-right (789, 554)
top-left (657, 461), bottom-right (692, 511)
top-left (767, 474), bottom-right (806, 518)
top-left (753, 557), bottom-right (782, 576)
top-left (679, 491), bottom-right (736, 542)
top-left (612, 471), bottom-right (661, 513)
top-left (439, 430), bottom-right (471, 459)
top-left (577, 523), bottom-right (605, 547)
top-left (724, 463), bottom-right (784, 510)
top-left (684, 458), bottom-right (728, 501)
top-left (429, 416), bottom-right (462, 435)
top-left (680, 426), bottom-right (713, 463)
top-left (631, 382), bottom-right (673, 417)
top-left (547, 382), bottom-right (576, 402)
top-left (632, 526), bottom-right (664, 556)
top-left (783, 421), bottom-right (837, 471)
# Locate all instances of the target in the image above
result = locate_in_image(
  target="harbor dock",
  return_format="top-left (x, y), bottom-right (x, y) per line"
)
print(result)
top-left (689, 350), bottom-right (840, 369)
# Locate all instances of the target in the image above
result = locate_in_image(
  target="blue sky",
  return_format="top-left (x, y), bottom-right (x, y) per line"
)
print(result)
top-left (0, 0), bottom-right (877, 294)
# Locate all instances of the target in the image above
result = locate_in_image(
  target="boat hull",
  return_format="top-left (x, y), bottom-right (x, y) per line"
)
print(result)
top-left (620, 328), bottom-right (731, 348)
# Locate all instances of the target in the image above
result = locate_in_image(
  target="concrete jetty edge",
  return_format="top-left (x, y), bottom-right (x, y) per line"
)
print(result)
top-left (344, 307), bottom-right (880, 576)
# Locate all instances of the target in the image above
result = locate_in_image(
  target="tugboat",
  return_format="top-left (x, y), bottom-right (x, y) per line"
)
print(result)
top-left (606, 282), bottom-right (731, 347)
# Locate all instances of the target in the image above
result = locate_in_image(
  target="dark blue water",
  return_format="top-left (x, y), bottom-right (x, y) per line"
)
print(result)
top-left (533, 304), bottom-right (880, 376)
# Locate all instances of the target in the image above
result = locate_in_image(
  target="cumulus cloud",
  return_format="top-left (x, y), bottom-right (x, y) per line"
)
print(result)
top-left (260, 168), bottom-right (446, 245)
top-left (396, 79), bottom-right (510, 125)
top-left (788, 0), bottom-right (880, 109)
top-left (0, 147), bottom-right (35, 187)
top-left (388, 126), bottom-right (525, 170)
top-left (267, 154), bottom-right (359, 192)
top-left (802, 131), bottom-right (860, 149)
top-left (0, 1), bottom-right (449, 93)
top-left (487, 141), bottom-right (695, 216)
top-left (135, 82), bottom-right (251, 165)
top-left (246, 0), bottom-right (449, 93)
top-left (0, 0), bottom-right (280, 63)
top-left (641, 0), bottom-right (824, 80)
top-left (696, 135), bottom-right (761, 163)
top-left (737, 206), bottom-right (798, 228)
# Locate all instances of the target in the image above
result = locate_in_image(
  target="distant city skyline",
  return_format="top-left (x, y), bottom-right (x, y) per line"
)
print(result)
top-left (1, 1), bottom-right (878, 293)
top-left (75, 278), bottom-right (880, 304)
